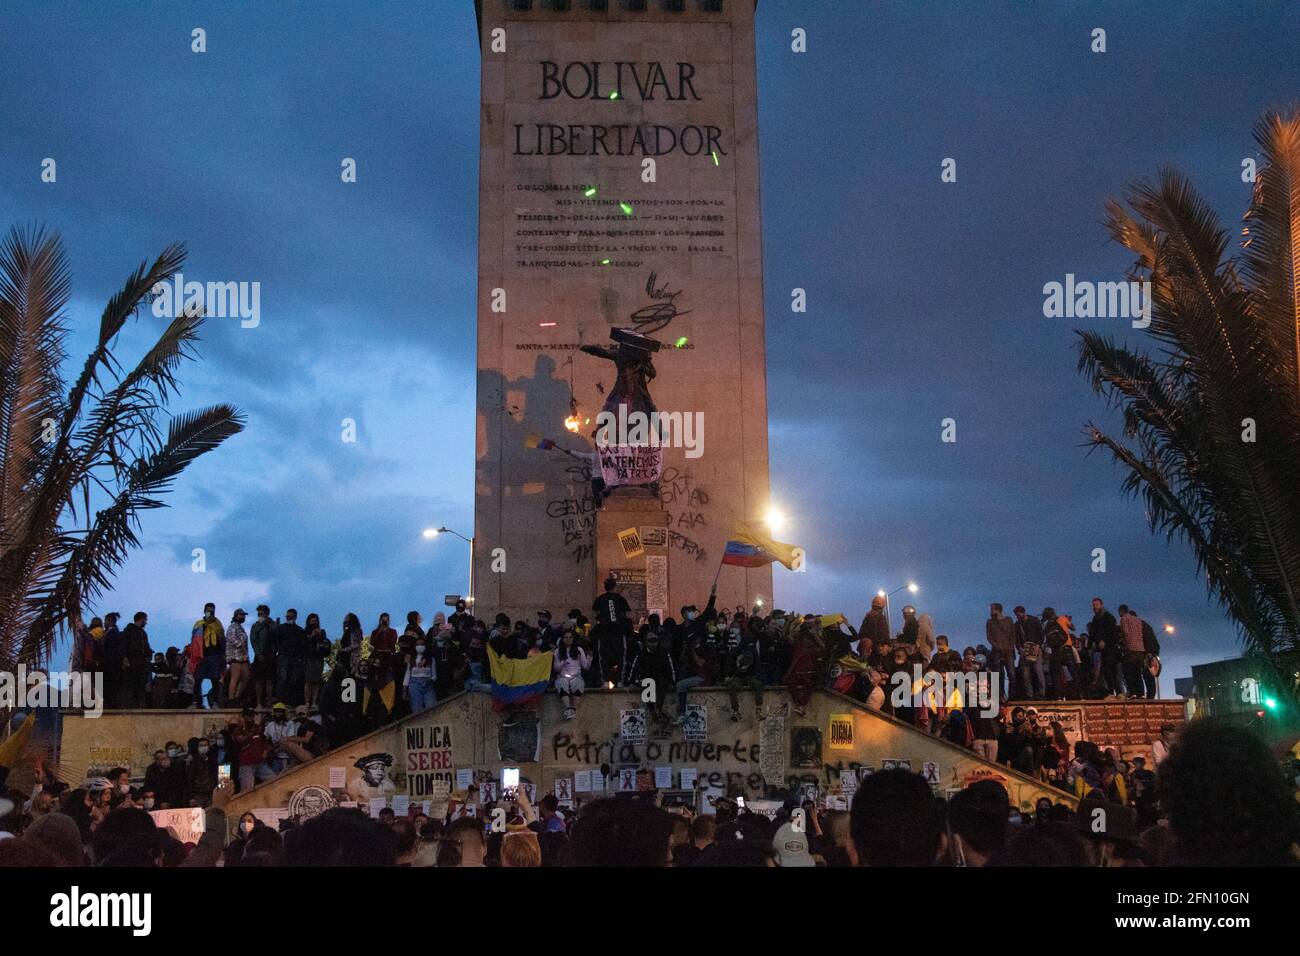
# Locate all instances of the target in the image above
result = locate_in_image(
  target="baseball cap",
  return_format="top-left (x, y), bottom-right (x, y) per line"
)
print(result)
top-left (772, 822), bottom-right (815, 866)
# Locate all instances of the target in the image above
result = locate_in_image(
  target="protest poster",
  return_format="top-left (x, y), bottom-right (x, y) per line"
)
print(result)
top-left (620, 708), bottom-right (648, 743)
top-left (617, 526), bottom-right (645, 559)
top-left (683, 703), bottom-right (708, 741)
top-left (828, 713), bottom-right (854, 750)
top-left (404, 723), bottom-right (454, 797)
top-left (599, 445), bottom-right (663, 488)
top-left (654, 766), bottom-right (673, 789)
top-left (759, 713), bottom-right (785, 781)
top-left (148, 807), bottom-right (205, 844)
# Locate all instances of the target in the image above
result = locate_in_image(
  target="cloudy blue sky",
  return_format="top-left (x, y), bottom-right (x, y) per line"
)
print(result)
top-left (3, 1), bottom-right (1298, 688)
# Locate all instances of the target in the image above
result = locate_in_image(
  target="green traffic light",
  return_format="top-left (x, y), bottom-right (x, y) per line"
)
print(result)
top-left (1264, 696), bottom-right (1278, 710)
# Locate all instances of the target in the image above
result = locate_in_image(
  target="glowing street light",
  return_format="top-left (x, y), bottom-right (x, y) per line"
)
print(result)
top-left (1163, 623), bottom-right (1175, 635)
top-left (424, 526), bottom-right (475, 607)
top-left (764, 505), bottom-right (786, 535)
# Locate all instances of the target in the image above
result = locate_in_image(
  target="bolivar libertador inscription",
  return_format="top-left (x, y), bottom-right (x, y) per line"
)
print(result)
top-left (513, 60), bottom-right (727, 158)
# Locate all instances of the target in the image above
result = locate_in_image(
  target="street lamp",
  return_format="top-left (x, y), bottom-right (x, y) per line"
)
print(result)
top-left (763, 505), bottom-right (786, 536)
top-left (426, 526), bottom-right (475, 607)
top-left (878, 581), bottom-right (919, 635)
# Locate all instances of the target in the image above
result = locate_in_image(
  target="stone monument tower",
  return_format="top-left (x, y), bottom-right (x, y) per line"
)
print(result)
top-left (473, 0), bottom-right (772, 621)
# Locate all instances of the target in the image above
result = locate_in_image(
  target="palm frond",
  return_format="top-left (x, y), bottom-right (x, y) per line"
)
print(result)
top-left (0, 228), bottom-right (243, 667)
top-left (1079, 110), bottom-right (1300, 676)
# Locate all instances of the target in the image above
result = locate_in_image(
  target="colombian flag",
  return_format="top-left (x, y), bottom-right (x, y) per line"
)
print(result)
top-left (721, 522), bottom-right (801, 570)
top-left (524, 434), bottom-right (556, 450)
top-left (487, 648), bottom-right (554, 712)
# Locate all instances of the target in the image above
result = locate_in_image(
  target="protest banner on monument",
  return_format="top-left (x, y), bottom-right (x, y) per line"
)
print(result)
top-left (599, 445), bottom-right (663, 488)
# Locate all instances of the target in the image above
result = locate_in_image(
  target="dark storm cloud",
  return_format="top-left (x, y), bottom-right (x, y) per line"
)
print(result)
top-left (3, 1), bottom-right (1296, 678)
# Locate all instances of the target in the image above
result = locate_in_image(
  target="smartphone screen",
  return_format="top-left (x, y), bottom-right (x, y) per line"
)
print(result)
top-left (217, 764), bottom-right (232, 785)
top-left (502, 768), bottom-right (520, 788)
top-left (735, 795), bottom-right (745, 808)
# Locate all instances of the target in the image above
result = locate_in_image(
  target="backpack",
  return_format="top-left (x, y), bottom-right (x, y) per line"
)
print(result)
top-left (1021, 641), bottom-right (1041, 663)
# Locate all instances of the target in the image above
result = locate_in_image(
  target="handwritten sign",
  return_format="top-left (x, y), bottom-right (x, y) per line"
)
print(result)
top-left (599, 445), bottom-right (663, 488)
top-left (149, 807), bottom-right (205, 844)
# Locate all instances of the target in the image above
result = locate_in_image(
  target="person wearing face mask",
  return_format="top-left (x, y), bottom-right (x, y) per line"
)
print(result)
top-left (448, 599), bottom-right (472, 631)
top-left (552, 627), bottom-right (591, 720)
top-left (142, 749), bottom-right (182, 809)
top-left (191, 602), bottom-right (226, 709)
top-left (338, 612), bottom-right (364, 676)
top-left (626, 625), bottom-right (676, 724)
top-left (273, 608), bottom-right (308, 707)
top-left (186, 737), bottom-right (217, 806)
top-left (231, 709), bottom-right (276, 790)
top-left (121, 611), bottom-right (152, 709)
top-left (107, 767), bottom-right (132, 805)
top-left (225, 812), bottom-right (261, 866)
top-left (303, 613), bottom-right (331, 708)
top-left (249, 604), bottom-right (278, 711)
top-left (722, 622), bottom-right (763, 722)
top-left (224, 608), bottom-right (251, 706)
top-left (431, 625), bottom-right (460, 699)
top-left (404, 636), bottom-right (437, 713)
top-left (264, 703), bottom-right (299, 774)
top-left (462, 630), bottom-right (491, 693)
top-left (139, 789), bottom-right (157, 812)
top-left (591, 577), bottom-right (633, 687)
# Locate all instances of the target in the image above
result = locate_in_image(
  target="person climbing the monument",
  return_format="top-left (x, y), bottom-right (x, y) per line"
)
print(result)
top-left (592, 576), bottom-right (632, 686)
top-left (553, 627), bottom-right (590, 720)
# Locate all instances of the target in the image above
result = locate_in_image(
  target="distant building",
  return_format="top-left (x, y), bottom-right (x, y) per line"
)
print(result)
top-left (1184, 653), bottom-right (1298, 732)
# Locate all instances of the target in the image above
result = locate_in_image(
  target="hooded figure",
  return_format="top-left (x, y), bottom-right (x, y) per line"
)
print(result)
top-left (859, 596), bottom-right (890, 646)
top-left (915, 613), bottom-right (935, 661)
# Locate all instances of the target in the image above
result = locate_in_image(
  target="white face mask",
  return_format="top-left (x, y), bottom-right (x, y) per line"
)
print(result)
top-left (241, 822), bottom-right (253, 835)
top-left (143, 798), bottom-right (155, 810)
top-left (416, 645), bottom-right (426, 654)
top-left (119, 783), bottom-right (130, 795)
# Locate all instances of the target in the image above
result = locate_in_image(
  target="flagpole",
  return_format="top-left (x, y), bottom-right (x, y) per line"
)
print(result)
top-left (711, 554), bottom-right (725, 593)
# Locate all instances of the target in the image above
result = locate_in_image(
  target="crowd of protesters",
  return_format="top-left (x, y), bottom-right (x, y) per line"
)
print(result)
top-left (55, 587), bottom-right (1176, 798)
top-left (1, 716), bottom-right (1295, 867)
top-left (70, 589), bottom-right (1162, 721)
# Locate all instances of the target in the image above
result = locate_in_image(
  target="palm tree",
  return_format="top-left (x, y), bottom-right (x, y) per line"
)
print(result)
top-left (0, 225), bottom-right (244, 669)
top-left (1077, 110), bottom-right (1300, 694)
